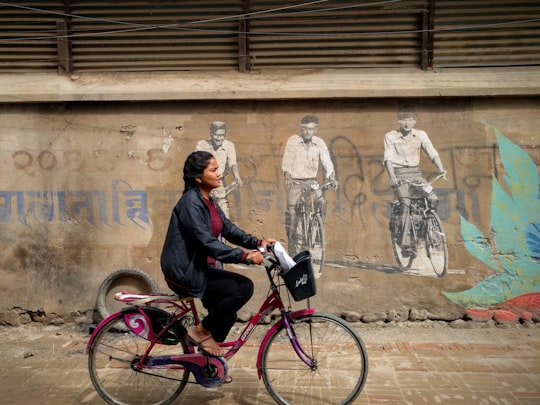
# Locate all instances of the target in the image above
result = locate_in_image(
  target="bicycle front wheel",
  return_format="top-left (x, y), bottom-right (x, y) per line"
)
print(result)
top-left (309, 213), bottom-right (326, 277)
top-left (260, 312), bottom-right (368, 405)
top-left (389, 208), bottom-right (413, 270)
top-left (288, 210), bottom-right (307, 257)
top-left (425, 211), bottom-right (448, 278)
top-left (88, 312), bottom-right (189, 405)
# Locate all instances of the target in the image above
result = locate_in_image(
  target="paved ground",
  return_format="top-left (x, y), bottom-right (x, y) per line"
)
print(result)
top-left (0, 321), bottom-right (539, 404)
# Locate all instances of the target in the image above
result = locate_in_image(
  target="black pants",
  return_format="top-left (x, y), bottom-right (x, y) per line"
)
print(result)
top-left (201, 267), bottom-right (254, 342)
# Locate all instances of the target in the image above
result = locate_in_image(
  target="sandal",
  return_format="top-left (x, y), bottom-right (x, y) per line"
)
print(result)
top-left (187, 333), bottom-right (225, 357)
top-left (223, 375), bottom-right (233, 384)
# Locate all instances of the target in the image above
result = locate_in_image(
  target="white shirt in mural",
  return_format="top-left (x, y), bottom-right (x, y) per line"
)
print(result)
top-left (383, 128), bottom-right (439, 168)
top-left (282, 134), bottom-right (335, 179)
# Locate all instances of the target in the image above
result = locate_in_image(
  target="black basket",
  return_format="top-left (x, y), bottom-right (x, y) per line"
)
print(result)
top-left (280, 251), bottom-right (316, 301)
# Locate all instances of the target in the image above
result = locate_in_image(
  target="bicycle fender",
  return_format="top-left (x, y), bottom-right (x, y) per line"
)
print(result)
top-left (87, 306), bottom-right (172, 354)
top-left (256, 308), bottom-right (316, 379)
top-left (86, 309), bottom-right (130, 354)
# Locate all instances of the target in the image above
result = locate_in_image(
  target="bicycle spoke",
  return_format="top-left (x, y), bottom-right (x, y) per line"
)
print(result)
top-left (389, 204), bottom-right (415, 270)
top-left (289, 213), bottom-right (307, 257)
top-left (309, 214), bottom-right (325, 277)
top-left (261, 313), bottom-right (368, 405)
top-left (88, 313), bottom-right (189, 405)
top-left (425, 212), bottom-right (448, 278)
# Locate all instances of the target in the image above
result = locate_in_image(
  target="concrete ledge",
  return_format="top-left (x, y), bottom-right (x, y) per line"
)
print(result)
top-left (2, 67), bottom-right (540, 102)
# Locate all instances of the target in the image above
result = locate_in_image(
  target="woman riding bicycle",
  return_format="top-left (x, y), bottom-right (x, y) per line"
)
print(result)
top-left (383, 105), bottom-right (446, 258)
top-left (160, 151), bottom-right (275, 359)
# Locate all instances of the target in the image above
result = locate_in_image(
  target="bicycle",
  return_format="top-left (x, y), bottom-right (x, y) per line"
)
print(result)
top-left (388, 173), bottom-right (448, 278)
top-left (288, 180), bottom-right (337, 278)
top-left (87, 244), bottom-right (368, 405)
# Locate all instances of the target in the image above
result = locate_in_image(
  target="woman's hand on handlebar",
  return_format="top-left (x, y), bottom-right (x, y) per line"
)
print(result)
top-left (245, 250), bottom-right (264, 265)
top-left (246, 238), bottom-right (276, 265)
top-left (261, 238), bottom-right (277, 250)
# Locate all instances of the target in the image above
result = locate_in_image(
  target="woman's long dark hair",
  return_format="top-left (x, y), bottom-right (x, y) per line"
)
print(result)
top-left (183, 151), bottom-right (213, 193)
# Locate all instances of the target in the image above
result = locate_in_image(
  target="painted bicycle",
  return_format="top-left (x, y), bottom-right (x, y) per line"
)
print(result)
top-left (288, 180), bottom-right (338, 278)
top-left (389, 173), bottom-right (448, 277)
top-left (87, 244), bottom-right (368, 405)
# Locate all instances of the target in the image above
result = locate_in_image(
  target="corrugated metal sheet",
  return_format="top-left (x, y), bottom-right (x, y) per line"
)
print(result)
top-left (69, 0), bottom-right (243, 72)
top-left (0, 1), bottom-right (65, 72)
top-left (248, 0), bottom-right (428, 69)
top-left (433, 0), bottom-right (540, 67)
top-left (0, 1), bottom-right (538, 74)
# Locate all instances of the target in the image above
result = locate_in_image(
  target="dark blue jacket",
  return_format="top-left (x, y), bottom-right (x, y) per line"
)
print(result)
top-left (160, 187), bottom-right (260, 298)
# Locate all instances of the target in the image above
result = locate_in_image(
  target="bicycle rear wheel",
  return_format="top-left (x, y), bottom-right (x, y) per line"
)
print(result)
top-left (88, 312), bottom-right (189, 405)
top-left (425, 212), bottom-right (448, 278)
top-left (260, 312), bottom-right (368, 405)
top-left (309, 213), bottom-right (325, 277)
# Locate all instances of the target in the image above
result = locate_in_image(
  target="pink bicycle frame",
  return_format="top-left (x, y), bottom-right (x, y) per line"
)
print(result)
top-left (216, 286), bottom-right (316, 378)
top-left (87, 286), bottom-right (316, 380)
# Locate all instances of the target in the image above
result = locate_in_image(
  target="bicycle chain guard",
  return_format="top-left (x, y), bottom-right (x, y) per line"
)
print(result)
top-left (163, 354), bottom-right (228, 388)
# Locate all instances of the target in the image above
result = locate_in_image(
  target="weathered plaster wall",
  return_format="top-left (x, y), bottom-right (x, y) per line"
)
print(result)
top-left (0, 97), bottom-right (538, 325)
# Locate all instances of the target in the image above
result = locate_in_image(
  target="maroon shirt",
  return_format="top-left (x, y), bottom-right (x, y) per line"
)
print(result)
top-left (203, 198), bottom-right (223, 267)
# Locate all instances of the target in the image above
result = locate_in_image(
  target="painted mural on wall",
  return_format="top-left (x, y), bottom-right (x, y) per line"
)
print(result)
top-left (195, 121), bottom-right (243, 218)
top-left (281, 115), bottom-right (338, 278)
top-left (1, 101), bottom-right (538, 319)
top-left (382, 106), bottom-right (448, 278)
top-left (444, 129), bottom-right (540, 321)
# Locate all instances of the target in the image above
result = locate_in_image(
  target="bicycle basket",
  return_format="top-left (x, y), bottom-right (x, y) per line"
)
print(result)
top-left (280, 251), bottom-right (316, 301)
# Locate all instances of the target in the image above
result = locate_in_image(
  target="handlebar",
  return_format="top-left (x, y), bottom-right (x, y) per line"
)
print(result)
top-left (289, 179), bottom-right (338, 191)
top-left (320, 180), bottom-right (339, 191)
top-left (244, 245), bottom-right (276, 267)
top-left (428, 172), bottom-right (448, 184)
top-left (399, 172), bottom-right (448, 188)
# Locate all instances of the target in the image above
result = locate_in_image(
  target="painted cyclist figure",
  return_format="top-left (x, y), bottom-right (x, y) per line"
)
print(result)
top-left (282, 115), bottom-right (338, 254)
top-left (383, 105), bottom-right (446, 258)
top-left (195, 121), bottom-right (243, 217)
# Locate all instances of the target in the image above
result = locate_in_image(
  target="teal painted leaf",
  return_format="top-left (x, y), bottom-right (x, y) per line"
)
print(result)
top-left (444, 273), bottom-right (539, 308)
top-left (459, 215), bottom-right (503, 272)
top-left (444, 131), bottom-right (540, 308)
top-left (527, 222), bottom-right (540, 264)
top-left (495, 129), bottom-right (539, 215)
top-left (490, 178), bottom-right (536, 278)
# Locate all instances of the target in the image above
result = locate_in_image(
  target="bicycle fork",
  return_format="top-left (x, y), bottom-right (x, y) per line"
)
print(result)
top-left (282, 311), bottom-right (318, 371)
top-left (256, 307), bottom-right (317, 378)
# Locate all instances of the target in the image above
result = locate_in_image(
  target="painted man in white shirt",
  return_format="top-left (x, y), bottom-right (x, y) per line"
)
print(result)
top-left (195, 121), bottom-right (242, 217)
top-left (282, 115), bottom-right (338, 252)
top-left (383, 105), bottom-right (446, 258)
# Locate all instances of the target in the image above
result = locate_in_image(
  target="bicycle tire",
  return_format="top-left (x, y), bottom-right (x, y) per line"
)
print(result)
top-left (96, 268), bottom-right (159, 322)
top-left (260, 312), bottom-right (368, 405)
top-left (88, 311), bottom-right (189, 405)
top-left (425, 212), bottom-right (448, 278)
top-left (309, 213), bottom-right (325, 277)
top-left (389, 209), bottom-right (414, 270)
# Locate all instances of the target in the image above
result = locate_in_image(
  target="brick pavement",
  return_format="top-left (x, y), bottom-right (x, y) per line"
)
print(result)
top-left (0, 323), bottom-right (538, 404)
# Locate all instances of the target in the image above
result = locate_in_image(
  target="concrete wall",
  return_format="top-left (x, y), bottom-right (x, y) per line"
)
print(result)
top-left (1, 97), bottom-right (538, 325)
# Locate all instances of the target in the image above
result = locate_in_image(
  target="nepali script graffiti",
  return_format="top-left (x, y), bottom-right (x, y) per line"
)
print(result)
top-left (0, 179), bottom-right (179, 230)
